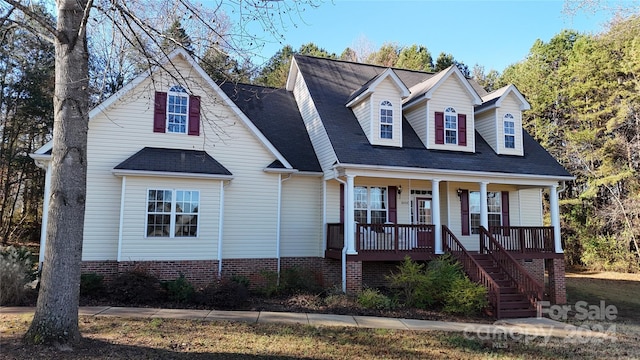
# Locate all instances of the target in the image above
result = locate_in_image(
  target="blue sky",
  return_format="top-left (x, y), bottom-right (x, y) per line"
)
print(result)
top-left (249, 1), bottom-right (611, 72)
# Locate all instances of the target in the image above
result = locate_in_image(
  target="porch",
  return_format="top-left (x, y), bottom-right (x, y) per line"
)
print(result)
top-left (325, 223), bottom-right (560, 261)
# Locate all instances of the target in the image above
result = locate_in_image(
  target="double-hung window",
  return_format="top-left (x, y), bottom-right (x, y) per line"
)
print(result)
top-left (167, 85), bottom-right (189, 133)
top-left (504, 113), bottom-right (515, 149)
top-left (380, 100), bottom-right (393, 139)
top-left (469, 191), bottom-right (502, 234)
top-left (444, 107), bottom-right (457, 144)
top-left (146, 189), bottom-right (199, 237)
top-left (354, 186), bottom-right (387, 224)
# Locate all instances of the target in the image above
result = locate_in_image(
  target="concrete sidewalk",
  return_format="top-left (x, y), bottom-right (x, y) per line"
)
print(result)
top-left (0, 306), bottom-right (610, 340)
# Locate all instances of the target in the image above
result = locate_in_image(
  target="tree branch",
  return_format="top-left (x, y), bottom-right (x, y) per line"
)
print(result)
top-left (3, 0), bottom-right (58, 38)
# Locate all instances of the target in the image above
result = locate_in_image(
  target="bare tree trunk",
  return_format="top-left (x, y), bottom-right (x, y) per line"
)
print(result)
top-left (24, 0), bottom-right (90, 345)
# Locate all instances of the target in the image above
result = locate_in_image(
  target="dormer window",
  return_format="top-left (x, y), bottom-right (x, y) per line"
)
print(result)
top-left (153, 86), bottom-right (201, 136)
top-left (380, 100), bottom-right (393, 139)
top-left (435, 107), bottom-right (467, 146)
top-left (444, 107), bottom-right (457, 144)
top-left (167, 85), bottom-right (188, 133)
top-left (504, 113), bottom-right (515, 149)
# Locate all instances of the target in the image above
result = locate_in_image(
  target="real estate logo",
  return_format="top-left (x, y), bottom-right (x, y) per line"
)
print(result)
top-left (463, 300), bottom-right (618, 348)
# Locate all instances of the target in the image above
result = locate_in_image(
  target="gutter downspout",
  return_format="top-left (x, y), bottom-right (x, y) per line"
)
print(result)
top-left (38, 161), bottom-right (52, 269)
top-left (217, 180), bottom-right (227, 278)
top-left (117, 176), bottom-right (126, 262)
top-left (333, 169), bottom-right (348, 293)
top-left (277, 174), bottom-right (292, 285)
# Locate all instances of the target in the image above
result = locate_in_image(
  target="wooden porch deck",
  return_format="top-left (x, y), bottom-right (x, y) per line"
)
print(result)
top-left (325, 223), bottom-right (560, 261)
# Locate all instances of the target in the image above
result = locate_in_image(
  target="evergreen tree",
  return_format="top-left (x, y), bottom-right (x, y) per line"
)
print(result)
top-left (256, 43), bottom-right (335, 87)
top-left (0, 5), bottom-right (54, 245)
top-left (396, 44), bottom-right (433, 71)
top-left (365, 42), bottom-right (400, 67)
top-left (161, 20), bottom-right (194, 54)
top-left (200, 47), bottom-right (253, 83)
top-left (340, 47), bottom-right (358, 62)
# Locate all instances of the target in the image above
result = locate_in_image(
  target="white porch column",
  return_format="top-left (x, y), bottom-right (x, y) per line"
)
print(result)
top-left (431, 179), bottom-right (442, 254)
top-left (479, 181), bottom-right (489, 230)
top-left (549, 184), bottom-right (563, 253)
top-left (38, 162), bottom-right (52, 266)
top-left (345, 174), bottom-right (357, 254)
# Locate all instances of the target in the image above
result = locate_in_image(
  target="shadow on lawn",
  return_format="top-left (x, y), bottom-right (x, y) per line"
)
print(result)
top-left (0, 336), bottom-right (315, 360)
top-left (566, 276), bottom-right (640, 324)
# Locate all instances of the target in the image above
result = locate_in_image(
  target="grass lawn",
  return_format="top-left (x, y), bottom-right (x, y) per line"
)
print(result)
top-left (1, 270), bottom-right (638, 359)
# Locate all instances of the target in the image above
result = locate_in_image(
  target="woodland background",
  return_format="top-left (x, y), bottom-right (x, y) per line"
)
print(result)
top-left (2, 9), bottom-right (638, 271)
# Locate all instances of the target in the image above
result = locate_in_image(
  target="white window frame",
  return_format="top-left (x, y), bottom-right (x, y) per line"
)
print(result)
top-left (504, 113), bottom-right (515, 149)
top-left (444, 107), bottom-right (457, 144)
top-left (146, 188), bottom-right (200, 238)
top-left (167, 85), bottom-right (188, 134)
top-left (380, 100), bottom-right (393, 139)
top-left (469, 191), bottom-right (502, 234)
top-left (354, 186), bottom-right (388, 224)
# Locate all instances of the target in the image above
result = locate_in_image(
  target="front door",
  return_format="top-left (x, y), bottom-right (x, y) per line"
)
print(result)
top-left (416, 197), bottom-right (433, 248)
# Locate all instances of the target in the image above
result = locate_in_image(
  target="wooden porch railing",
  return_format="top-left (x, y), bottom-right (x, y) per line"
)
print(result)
top-left (489, 226), bottom-right (554, 253)
top-left (480, 227), bottom-right (544, 309)
top-left (443, 225), bottom-right (501, 318)
top-left (355, 223), bottom-right (435, 254)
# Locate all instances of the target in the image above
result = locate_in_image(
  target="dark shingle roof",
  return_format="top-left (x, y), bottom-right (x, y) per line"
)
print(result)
top-left (293, 55), bottom-right (571, 178)
top-left (220, 82), bottom-right (322, 172)
top-left (114, 147), bottom-right (232, 175)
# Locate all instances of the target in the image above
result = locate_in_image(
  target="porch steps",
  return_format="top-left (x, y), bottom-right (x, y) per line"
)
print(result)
top-left (471, 254), bottom-right (537, 318)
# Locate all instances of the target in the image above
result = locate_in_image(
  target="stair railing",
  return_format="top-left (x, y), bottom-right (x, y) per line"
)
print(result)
top-left (442, 225), bottom-right (501, 319)
top-left (479, 226), bottom-right (544, 309)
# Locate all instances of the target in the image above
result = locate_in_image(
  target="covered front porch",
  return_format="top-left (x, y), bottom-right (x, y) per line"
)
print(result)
top-left (324, 173), bottom-right (565, 262)
top-left (325, 223), bottom-right (560, 261)
top-left (323, 171), bottom-right (568, 308)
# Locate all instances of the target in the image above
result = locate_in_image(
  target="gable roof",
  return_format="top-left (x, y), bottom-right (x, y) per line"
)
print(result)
top-left (219, 82), bottom-right (322, 173)
top-left (403, 65), bottom-right (483, 109)
top-left (113, 147), bottom-right (232, 179)
top-left (293, 55), bottom-right (571, 179)
top-left (476, 84), bottom-right (531, 113)
top-left (32, 48), bottom-right (294, 171)
top-left (345, 68), bottom-right (410, 107)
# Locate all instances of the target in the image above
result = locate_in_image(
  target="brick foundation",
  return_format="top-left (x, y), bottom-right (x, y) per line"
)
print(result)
top-left (346, 261), bottom-right (362, 294)
top-left (81, 261), bottom-right (118, 282)
top-left (546, 258), bottom-right (567, 304)
top-left (362, 262), bottom-right (402, 288)
top-left (117, 260), bottom-right (218, 287)
top-left (520, 258), bottom-right (545, 285)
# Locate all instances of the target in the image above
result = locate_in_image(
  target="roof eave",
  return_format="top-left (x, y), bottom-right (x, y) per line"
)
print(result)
top-left (333, 163), bottom-right (575, 183)
top-left (112, 169), bottom-right (234, 180)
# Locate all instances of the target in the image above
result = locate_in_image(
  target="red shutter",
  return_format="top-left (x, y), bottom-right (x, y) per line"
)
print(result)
top-left (154, 92), bottom-right (167, 133)
top-left (501, 191), bottom-right (510, 234)
top-left (458, 114), bottom-right (467, 146)
top-left (340, 183), bottom-right (345, 224)
top-left (188, 95), bottom-right (200, 136)
top-left (388, 186), bottom-right (397, 223)
top-left (461, 189), bottom-right (470, 236)
top-left (435, 112), bottom-right (444, 144)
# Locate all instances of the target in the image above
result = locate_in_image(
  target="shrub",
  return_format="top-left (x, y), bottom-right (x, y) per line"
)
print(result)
top-left (386, 256), bottom-right (432, 308)
top-left (356, 288), bottom-right (396, 310)
top-left (231, 275), bottom-right (250, 288)
top-left (109, 269), bottom-right (165, 304)
top-left (443, 277), bottom-right (488, 315)
top-left (162, 274), bottom-right (195, 303)
top-left (256, 270), bottom-right (279, 297)
top-left (280, 266), bottom-right (321, 294)
top-left (0, 246), bottom-right (35, 305)
top-left (80, 273), bottom-right (105, 298)
top-left (426, 254), bottom-right (464, 304)
top-left (194, 278), bottom-right (249, 309)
